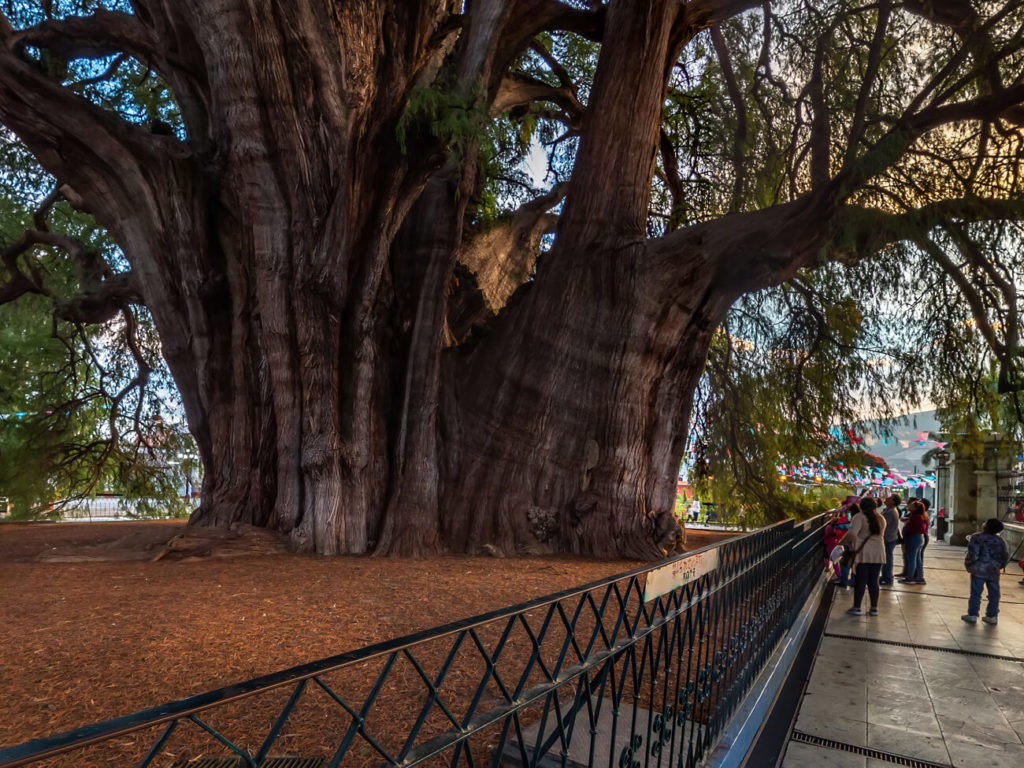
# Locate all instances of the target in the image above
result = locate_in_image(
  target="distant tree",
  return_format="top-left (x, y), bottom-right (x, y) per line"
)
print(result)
top-left (1, 1), bottom-right (1023, 555)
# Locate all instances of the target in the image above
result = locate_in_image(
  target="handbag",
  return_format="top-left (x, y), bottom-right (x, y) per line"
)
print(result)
top-left (839, 537), bottom-right (866, 569)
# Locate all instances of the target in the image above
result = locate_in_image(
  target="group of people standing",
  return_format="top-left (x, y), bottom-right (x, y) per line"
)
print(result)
top-left (823, 495), bottom-right (906, 616)
top-left (824, 495), bottom-right (927, 589)
top-left (823, 494), bottom-right (1013, 622)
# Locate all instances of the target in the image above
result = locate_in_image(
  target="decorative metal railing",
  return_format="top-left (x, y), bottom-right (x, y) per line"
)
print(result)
top-left (0, 515), bottom-right (828, 768)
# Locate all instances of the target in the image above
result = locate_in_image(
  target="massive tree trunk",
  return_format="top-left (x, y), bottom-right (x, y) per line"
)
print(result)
top-left (439, 0), bottom-right (720, 558)
top-left (0, 0), bottom-right (840, 557)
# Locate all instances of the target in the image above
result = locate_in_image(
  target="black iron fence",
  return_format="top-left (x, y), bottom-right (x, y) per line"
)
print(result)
top-left (0, 515), bottom-right (829, 768)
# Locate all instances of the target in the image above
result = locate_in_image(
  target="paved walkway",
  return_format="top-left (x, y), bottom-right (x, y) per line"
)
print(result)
top-left (781, 539), bottom-right (1024, 768)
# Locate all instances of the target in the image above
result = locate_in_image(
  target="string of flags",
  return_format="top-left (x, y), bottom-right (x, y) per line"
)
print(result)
top-left (777, 460), bottom-right (936, 489)
top-left (687, 424), bottom-right (950, 451)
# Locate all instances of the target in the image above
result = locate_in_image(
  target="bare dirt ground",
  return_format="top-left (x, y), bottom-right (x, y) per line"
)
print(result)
top-left (0, 521), bottom-right (733, 764)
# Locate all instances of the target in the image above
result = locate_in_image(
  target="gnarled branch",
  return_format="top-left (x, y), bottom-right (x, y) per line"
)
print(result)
top-left (710, 24), bottom-right (748, 211)
top-left (9, 10), bottom-right (157, 63)
top-left (491, 72), bottom-right (583, 120)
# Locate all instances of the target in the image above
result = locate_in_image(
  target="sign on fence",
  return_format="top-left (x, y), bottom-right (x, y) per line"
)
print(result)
top-left (644, 549), bottom-right (719, 602)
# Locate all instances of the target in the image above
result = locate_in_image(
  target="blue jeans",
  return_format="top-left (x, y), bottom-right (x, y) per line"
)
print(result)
top-left (904, 534), bottom-right (924, 581)
top-left (882, 539), bottom-right (898, 583)
top-left (968, 574), bottom-right (1001, 617)
top-left (839, 563), bottom-right (851, 586)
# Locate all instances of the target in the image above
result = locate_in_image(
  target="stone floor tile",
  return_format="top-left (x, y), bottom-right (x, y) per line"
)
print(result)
top-left (806, 675), bottom-right (863, 694)
top-left (917, 651), bottom-right (978, 667)
top-left (865, 669), bottom-right (927, 688)
top-left (866, 700), bottom-right (940, 732)
top-left (968, 657), bottom-right (1024, 674)
top-left (866, 722), bottom-right (951, 764)
top-left (931, 695), bottom-right (1011, 727)
top-left (866, 688), bottom-right (934, 710)
top-left (781, 741), bottom-right (866, 768)
top-left (784, 541), bottom-right (1024, 767)
top-left (990, 694), bottom-right (1024, 724)
top-left (925, 685), bottom-right (998, 706)
top-left (945, 738), bottom-right (1024, 768)
top-left (921, 672), bottom-right (989, 694)
top-left (795, 708), bottom-right (867, 745)
top-left (807, 673), bottom-right (864, 692)
top-left (861, 641), bottom-right (916, 658)
top-left (985, 680), bottom-right (1024, 698)
top-left (800, 688), bottom-right (867, 715)
top-left (864, 671), bottom-right (929, 696)
top-left (936, 714), bottom-right (1022, 747)
top-left (863, 667), bottom-right (925, 685)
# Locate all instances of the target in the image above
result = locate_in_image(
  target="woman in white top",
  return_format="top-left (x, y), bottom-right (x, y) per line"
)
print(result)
top-left (839, 497), bottom-right (887, 616)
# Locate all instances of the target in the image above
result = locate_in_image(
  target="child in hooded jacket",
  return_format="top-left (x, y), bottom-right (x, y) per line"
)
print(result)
top-left (962, 518), bottom-right (1010, 625)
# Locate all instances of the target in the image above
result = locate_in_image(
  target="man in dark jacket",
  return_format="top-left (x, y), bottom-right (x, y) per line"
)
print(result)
top-left (962, 519), bottom-right (1011, 625)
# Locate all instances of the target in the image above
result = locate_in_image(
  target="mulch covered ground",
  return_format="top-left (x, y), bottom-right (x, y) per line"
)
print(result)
top-left (0, 521), bottom-right (733, 766)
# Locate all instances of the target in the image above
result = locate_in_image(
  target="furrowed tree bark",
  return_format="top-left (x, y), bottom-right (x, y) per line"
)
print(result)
top-left (437, 0), bottom-right (702, 558)
top-left (1, 0), bottom-right (452, 554)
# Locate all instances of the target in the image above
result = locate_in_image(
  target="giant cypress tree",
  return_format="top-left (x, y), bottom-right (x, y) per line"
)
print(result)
top-left (1, 1), bottom-right (1023, 556)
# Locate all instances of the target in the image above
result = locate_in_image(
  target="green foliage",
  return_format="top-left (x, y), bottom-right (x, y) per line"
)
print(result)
top-left (656, 2), bottom-right (1024, 517)
top-left (0, 122), bottom-right (195, 519)
top-left (0, 279), bottom-right (197, 519)
top-left (396, 76), bottom-right (487, 161)
top-left (470, 31), bottom-right (598, 226)
top-left (3, 1), bottom-right (182, 135)
top-left (0, 2), bottom-right (196, 518)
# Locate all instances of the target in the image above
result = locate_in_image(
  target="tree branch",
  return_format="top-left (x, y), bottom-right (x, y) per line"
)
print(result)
top-left (902, 0), bottom-right (980, 31)
top-left (512, 0), bottom-right (606, 41)
top-left (649, 192), bottom-right (1024, 307)
top-left (658, 128), bottom-right (685, 232)
top-left (491, 71), bottom-right (584, 123)
top-left (9, 10), bottom-right (157, 63)
top-left (834, 81), bottom-right (1024, 199)
top-left (710, 24), bottom-right (748, 211)
top-left (914, 232), bottom-right (1024, 396)
top-left (2, 182), bottom-right (146, 324)
top-left (0, 28), bottom-right (196, 277)
top-left (55, 272), bottom-right (144, 325)
top-left (493, 0), bottom-right (605, 87)
top-left (827, 197), bottom-right (1024, 265)
top-left (647, 193), bottom-right (829, 304)
top-left (944, 223), bottom-right (1021, 392)
top-left (808, 29), bottom-right (832, 188)
top-left (845, 0), bottom-right (892, 163)
top-left (0, 269), bottom-right (41, 304)
top-left (676, 0), bottom-right (762, 34)
top-left (530, 39), bottom-right (575, 90)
